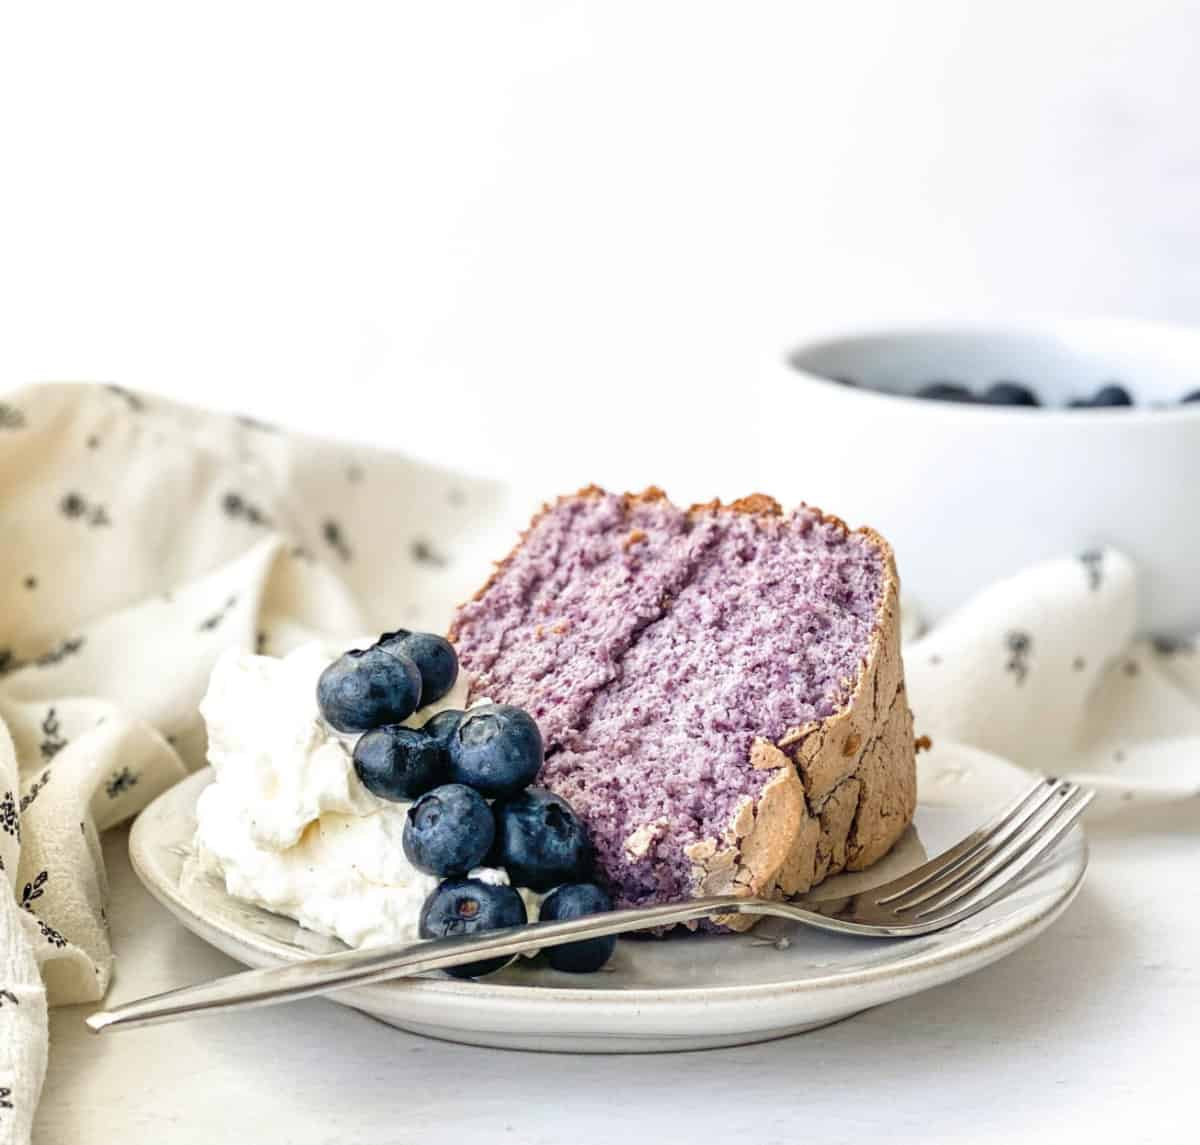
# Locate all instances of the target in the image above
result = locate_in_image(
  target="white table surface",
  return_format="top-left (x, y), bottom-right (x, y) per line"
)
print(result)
top-left (39, 802), bottom-right (1196, 1145)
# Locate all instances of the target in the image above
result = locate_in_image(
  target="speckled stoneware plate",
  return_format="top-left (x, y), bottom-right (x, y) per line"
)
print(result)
top-left (129, 741), bottom-right (1087, 1053)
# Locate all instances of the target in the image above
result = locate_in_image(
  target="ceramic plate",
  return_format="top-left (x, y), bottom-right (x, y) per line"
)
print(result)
top-left (129, 740), bottom-right (1087, 1053)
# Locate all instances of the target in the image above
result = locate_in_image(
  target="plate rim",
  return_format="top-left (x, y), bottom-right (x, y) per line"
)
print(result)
top-left (129, 760), bottom-right (1089, 1009)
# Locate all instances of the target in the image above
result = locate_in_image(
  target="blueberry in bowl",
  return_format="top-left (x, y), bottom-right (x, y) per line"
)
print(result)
top-left (493, 787), bottom-right (592, 891)
top-left (316, 646), bottom-right (422, 733)
top-left (539, 883), bottom-right (616, 973)
top-left (419, 878), bottom-right (528, 978)
top-left (448, 704), bottom-right (543, 798)
top-left (376, 630), bottom-right (459, 706)
top-left (352, 724), bottom-right (447, 801)
top-left (1070, 383), bottom-right (1133, 408)
top-left (981, 380), bottom-right (1040, 406)
top-left (402, 783), bottom-right (495, 877)
top-left (915, 381), bottom-right (975, 403)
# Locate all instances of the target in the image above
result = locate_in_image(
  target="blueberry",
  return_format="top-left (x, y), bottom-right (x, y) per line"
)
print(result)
top-left (915, 381), bottom-right (975, 403)
top-left (494, 787), bottom-right (591, 891)
top-left (1093, 384), bottom-right (1133, 406)
top-left (1073, 383), bottom-right (1133, 408)
top-left (316, 647), bottom-right (422, 733)
top-left (352, 725), bottom-right (446, 802)
top-left (540, 883), bottom-right (616, 973)
top-left (419, 878), bottom-right (528, 978)
top-left (1181, 389), bottom-right (1200, 404)
top-left (403, 784), bottom-right (495, 877)
top-left (423, 708), bottom-right (465, 748)
top-left (448, 704), bottom-right (543, 798)
top-left (982, 380), bottom-right (1040, 407)
top-left (376, 631), bottom-right (458, 706)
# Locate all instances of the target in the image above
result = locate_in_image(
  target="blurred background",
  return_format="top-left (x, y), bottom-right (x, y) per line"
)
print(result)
top-left (3, 1), bottom-right (1199, 494)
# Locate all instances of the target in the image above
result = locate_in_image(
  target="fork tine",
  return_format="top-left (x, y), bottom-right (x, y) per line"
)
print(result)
top-left (912, 785), bottom-right (1094, 921)
top-left (874, 777), bottom-right (1062, 906)
top-left (892, 781), bottom-right (1078, 913)
top-left (882, 778), bottom-right (1074, 910)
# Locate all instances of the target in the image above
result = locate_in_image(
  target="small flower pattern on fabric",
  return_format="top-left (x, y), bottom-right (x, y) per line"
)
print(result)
top-left (19, 870), bottom-right (69, 949)
top-left (198, 595), bottom-right (238, 633)
top-left (1153, 635), bottom-right (1196, 656)
top-left (411, 539), bottom-right (448, 568)
top-left (235, 413), bottom-right (278, 433)
top-left (36, 921), bottom-right (67, 949)
top-left (0, 635), bottom-right (91, 679)
top-left (1005, 630), bottom-right (1032, 684)
top-left (39, 709), bottom-right (66, 762)
top-left (322, 518), bottom-right (352, 562)
top-left (1078, 549), bottom-right (1104, 591)
top-left (104, 768), bottom-right (138, 798)
top-left (105, 383), bottom-right (144, 412)
top-left (35, 636), bottom-right (85, 670)
top-left (59, 492), bottom-right (110, 528)
top-left (44, 636), bottom-right (85, 668)
top-left (20, 871), bottom-right (47, 911)
top-left (221, 491), bottom-right (273, 528)
top-left (19, 770), bottom-right (51, 814)
top-left (0, 793), bottom-right (18, 841)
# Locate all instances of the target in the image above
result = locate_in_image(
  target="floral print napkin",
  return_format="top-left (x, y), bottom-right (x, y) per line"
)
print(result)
top-left (0, 383), bottom-right (521, 1143)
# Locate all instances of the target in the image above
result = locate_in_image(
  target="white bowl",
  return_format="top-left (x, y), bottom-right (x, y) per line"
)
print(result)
top-left (760, 319), bottom-right (1200, 634)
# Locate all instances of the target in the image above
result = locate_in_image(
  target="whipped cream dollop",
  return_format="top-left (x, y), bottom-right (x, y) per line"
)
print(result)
top-left (193, 642), bottom-right (523, 949)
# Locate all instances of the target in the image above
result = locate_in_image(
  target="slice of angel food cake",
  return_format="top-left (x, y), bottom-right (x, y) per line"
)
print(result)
top-left (450, 486), bottom-right (917, 930)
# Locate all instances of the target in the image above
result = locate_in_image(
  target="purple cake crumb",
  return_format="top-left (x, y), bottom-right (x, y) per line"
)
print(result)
top-left (452, 490), bottom-right (884, 909)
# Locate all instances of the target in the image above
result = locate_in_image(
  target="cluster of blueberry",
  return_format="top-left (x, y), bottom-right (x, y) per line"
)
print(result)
top-left (837, 376), bottom-right (1200, 408)
top-left (915, 380), bottom-right (1152, 407)
top-left (316, 631), bottom-right (616, 977)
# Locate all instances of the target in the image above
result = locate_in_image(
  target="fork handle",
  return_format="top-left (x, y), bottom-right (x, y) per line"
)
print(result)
top-left (87, 895), bottom-right (758, 1034)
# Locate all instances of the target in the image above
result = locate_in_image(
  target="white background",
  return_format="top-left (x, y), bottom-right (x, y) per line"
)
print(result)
top-left (4, 1), bottom-right (1200, 489)
top-left (3, 3), bottom-right (1198, 1142)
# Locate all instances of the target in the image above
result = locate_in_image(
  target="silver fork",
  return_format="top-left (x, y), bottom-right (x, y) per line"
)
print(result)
top-left (87, 777), bottom-right (1090, 1034)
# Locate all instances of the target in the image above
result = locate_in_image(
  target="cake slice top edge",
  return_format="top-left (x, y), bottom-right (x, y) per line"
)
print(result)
top-left (449, 484), bottom-right (896, 628)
